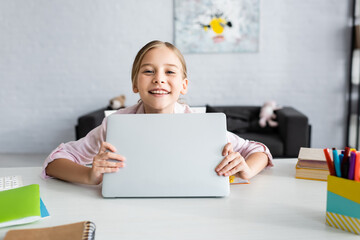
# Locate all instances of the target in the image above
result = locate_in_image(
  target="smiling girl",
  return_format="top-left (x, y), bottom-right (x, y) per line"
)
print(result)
top-left (43, 40), bottom-right (273, 185)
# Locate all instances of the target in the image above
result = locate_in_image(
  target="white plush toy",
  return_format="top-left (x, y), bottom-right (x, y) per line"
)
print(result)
top-left (109, 95), bottom-right (126, 110)
top-left (259, 100), bottom-right (282, 128)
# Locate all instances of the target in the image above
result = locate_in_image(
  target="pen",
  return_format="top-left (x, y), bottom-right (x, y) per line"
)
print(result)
top-left (349, 151), bottom-right (357, 180)
top-left (323, 148), bottom-right (336, 176)
top-left (339, 154), bottom-right (344, 173)
top-left (341, 147), bottom-right (350, 179)
top-left (333, 148), bottom-right (341, 178)
top-left (355, 152), bottom-right (360, 182)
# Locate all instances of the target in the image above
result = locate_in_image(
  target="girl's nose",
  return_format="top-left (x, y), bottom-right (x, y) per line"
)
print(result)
top-left (153, 73), bottom-right (166, 84)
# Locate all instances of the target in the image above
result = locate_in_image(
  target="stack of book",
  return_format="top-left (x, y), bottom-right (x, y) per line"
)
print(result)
top-left (295, 147), bottom-right (331, 181)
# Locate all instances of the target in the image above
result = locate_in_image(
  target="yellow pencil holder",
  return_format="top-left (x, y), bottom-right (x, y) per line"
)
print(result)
top-left (326, 175), bottom-right (360, 234)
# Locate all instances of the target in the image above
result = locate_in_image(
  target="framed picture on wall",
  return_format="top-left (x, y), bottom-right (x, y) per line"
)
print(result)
top-left (174, 0), bottom-right (260, 53)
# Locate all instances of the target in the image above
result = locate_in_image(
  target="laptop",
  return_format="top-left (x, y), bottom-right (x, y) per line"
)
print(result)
top-left (102, 113), bottom-right (229, 198)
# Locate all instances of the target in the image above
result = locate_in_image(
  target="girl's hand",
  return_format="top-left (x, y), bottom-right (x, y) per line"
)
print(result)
top-left (215, 142), bottom-right (253, 180)
top-left (88, 142), bottom-right (126, 185)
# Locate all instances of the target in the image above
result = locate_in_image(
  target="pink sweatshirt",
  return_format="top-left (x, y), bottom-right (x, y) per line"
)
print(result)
top-left (42, 102), bottom-right (273, 179)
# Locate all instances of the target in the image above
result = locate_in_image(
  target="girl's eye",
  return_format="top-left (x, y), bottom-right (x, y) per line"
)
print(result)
top-left (166, 71), bottom-right (175, 74)
top-left (143, 70), bottom-right (154, 74)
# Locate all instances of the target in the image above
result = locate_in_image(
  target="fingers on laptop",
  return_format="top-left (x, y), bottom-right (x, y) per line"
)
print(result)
top-left (222, 142), bottom-right (234, 156)
top-left (93, 142), bottom-right (126, 172)
top-left (99, 142), bottom-right (117, 153)
top-left (98, 142), bottom-right (126, 161)
top-left (216, 151), bottom-right (245, 177)
top-left (93, 158), bottom-right (125, 170)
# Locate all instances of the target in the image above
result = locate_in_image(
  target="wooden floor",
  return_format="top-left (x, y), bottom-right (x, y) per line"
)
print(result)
top-left (0, 153), bottom-right (47, 167)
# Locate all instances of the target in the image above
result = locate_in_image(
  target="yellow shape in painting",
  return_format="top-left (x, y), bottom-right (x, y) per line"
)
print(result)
top-left (210, 18), bottom-right (227, 34)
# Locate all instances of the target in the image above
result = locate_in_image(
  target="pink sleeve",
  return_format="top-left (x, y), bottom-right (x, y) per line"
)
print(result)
top-left (41, 118), bottom-right (107, 179)
top-left (226, 131), bottom-right (274, 167)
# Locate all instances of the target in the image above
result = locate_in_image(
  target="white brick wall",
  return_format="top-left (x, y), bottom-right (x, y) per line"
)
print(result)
top-left (0, 0), bottom-right (350, 153)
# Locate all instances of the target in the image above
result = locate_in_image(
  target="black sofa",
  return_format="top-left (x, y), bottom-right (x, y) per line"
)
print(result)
top-left (75, 105), bottom-right (310, 158)
top-left (75, 106), bottom-right (112, 141)
top-left (205, 105), bottom-right (310, 158)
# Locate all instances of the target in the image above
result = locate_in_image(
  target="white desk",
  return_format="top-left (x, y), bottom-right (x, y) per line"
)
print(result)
top-left (0, 159), bottom-right (358, 240)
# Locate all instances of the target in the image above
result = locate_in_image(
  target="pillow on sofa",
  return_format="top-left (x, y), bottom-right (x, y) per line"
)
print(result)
top-left (206, 105), bottom-right (251, 133)
top-left (206, 105), bottom-right (278, 134)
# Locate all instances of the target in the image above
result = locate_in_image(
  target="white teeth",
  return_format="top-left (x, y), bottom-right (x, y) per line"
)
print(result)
top-left (150, 90), bottom-right (169, 94)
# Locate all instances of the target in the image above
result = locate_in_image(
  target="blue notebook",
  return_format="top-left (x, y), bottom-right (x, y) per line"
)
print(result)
top-left (40, 198), bottom-right (50, 218)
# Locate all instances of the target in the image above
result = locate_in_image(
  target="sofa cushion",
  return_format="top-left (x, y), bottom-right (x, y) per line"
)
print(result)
top-left (206, 105), bottom-right (277, 134)
top-left (206, 105), bottom-right (251, 133)
top-left (237, 132), bottom-right (284, 158)
top-left (75, 108), bottom-right (106, 140)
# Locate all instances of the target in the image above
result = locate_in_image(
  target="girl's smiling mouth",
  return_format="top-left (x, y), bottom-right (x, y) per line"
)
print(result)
top-left (148, 89), bottom-right (170, 95)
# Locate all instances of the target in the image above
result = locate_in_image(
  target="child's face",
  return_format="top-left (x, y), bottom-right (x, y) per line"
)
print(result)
top-left (133, 46), bottom-right (188, 113)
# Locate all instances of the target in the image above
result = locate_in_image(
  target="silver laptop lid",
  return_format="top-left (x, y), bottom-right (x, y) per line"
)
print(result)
top-left (102, 113), bottom-right (229, 198)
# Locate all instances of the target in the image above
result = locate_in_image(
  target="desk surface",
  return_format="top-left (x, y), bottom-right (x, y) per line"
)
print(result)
top-left (0, 159), bottom-right (358, 240)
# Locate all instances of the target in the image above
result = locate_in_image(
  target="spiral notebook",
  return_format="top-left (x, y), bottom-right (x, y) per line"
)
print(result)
top-left (4, 221), bottom-right (96, 240)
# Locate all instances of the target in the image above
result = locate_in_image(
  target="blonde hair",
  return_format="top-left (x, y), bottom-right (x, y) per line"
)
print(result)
top-left (131, 40), bottom-right (187, 89)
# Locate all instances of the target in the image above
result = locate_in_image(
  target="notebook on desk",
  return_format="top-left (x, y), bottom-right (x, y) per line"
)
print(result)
top-left (102, 113), bottom-right (230, 198)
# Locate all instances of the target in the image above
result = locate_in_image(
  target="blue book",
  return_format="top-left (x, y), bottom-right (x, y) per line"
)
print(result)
top-left (40, 198), bottom-right (50, 218)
